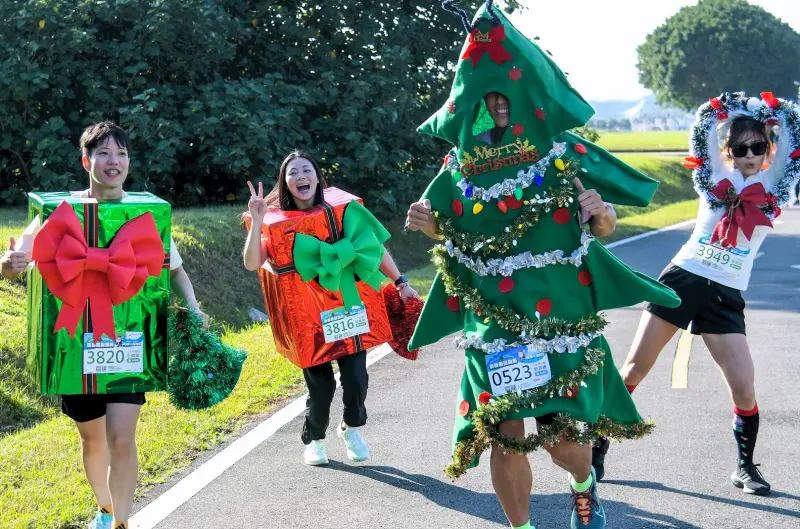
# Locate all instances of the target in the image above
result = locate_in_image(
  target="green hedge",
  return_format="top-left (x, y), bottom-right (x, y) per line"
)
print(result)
top-left (0, 1), bottom-right (521, 213)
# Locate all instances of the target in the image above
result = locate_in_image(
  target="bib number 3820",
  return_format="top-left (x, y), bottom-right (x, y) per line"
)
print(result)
top-left (83, 332), bottom-right (144, 375)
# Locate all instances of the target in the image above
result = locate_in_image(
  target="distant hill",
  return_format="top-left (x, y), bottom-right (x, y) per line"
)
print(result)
top-left (588, 95), bottom-right (694, 131)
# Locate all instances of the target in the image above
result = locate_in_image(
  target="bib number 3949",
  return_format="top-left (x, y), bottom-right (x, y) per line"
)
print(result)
top-left (83, 332), bottom-right (144, 375)
top-left (320, 304), bottom-right (370, 343)
top-left (692, 234), bottom-right (749, 277)
top-left (485, 346), bottom-right (552, 397)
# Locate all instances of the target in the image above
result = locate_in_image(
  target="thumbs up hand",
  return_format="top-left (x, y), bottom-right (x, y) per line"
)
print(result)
top-left (1, 236), bottom-right (31, 279)
top-left (573, 177), bottom-right (608, 218)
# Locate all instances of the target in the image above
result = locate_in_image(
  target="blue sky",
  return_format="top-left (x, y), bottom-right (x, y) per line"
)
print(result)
top-left (510, 0), bottom-right (800, 102)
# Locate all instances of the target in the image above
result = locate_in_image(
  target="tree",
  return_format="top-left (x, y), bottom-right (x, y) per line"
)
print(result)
top-left (0, 0), bottom-right (521, 214)
top-left (637, 0), bottom-right (800, 111)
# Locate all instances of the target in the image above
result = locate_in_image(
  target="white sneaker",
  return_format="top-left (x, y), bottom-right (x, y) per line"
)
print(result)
top-left (303, 440), bottom-right (329, 466)
top-left (337, 423), bottom-right (370, 462)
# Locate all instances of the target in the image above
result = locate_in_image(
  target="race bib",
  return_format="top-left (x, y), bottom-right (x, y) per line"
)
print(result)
top-left (692, 234), bottom-right (750, 277)
top-left (485, 345), bottom-right (552, 397)
top-left (83, 332), bottom-right (144, 375)
top-left (320, 304), bottom-right (370, 343)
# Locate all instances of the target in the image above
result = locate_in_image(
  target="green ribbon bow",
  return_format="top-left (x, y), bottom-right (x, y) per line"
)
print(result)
top-left (293, 200), bottom-right (390, 309)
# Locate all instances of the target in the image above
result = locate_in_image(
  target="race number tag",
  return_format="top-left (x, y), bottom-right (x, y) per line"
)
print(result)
top-left (692, 234), bottom-right (749, 277)
top-left (485, 346), bottom-right (552, 397)
top-left (320, 304), bottom-right (370, 343)
top-left (83, 332), bottom-right (144, 375)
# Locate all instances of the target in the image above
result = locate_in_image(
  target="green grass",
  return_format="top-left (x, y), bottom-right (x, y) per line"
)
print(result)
top-left (0, 157), bottom-right (698, 527)
top-left (596, 130), bottom-right (689, 152)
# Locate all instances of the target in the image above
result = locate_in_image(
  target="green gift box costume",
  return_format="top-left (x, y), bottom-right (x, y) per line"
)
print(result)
top-left (407, 3), bottom-right (681, 478)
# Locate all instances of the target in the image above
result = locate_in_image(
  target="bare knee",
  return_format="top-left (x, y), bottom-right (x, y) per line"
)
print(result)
top-left (492, 419), bottom-right (525, 460)
top-left (106, 431), bottom-right (137, 459)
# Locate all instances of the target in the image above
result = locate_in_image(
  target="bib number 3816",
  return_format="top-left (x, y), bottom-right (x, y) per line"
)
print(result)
top-left (320, 304), bottom-right (370, 343)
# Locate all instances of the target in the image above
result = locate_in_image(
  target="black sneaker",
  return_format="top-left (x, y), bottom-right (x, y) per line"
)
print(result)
top-left (731, 463), bottom-right (771, 496)
top-left (591, 437), bottom-right (609, 481)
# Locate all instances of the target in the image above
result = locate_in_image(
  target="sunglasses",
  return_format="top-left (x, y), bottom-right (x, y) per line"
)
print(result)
top-left (731, 141), bottom-right (768, 158)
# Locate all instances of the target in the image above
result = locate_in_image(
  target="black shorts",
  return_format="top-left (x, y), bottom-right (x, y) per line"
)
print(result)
top-left (645, 263), bottom-right (746, 335)
top-left (61, 393), bottom-right (146, 423)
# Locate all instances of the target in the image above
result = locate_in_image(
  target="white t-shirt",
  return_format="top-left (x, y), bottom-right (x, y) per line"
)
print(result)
top-left (15, 190), bottom-right (183, 271)
top-left (672, 123), bottom-right (787, 291)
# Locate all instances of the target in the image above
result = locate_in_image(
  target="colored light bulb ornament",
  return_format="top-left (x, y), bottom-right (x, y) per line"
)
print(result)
top-left (497, 199), bottom-right (508, 213)
top-left (534, 173), bottom-right (544, 186)
top-left (473, 203), bottom-right (484, 215)
top-left (514, 186), bottom-right (523, 200)
top-left (465, 185), bottom-right (474, 199)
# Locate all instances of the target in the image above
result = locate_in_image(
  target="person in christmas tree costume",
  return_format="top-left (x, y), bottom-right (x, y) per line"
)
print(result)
top-left (596, 92), bottom-right (800, 496)
top-left (405, 2), bottom-right (680, 528)
top-left (0, 122), bottom-right (208, 529)
top-left (243, 150), bottom-right (419, 466)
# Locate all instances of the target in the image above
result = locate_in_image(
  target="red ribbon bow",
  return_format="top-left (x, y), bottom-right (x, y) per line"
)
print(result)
top-left (462, 26), bottom-right (513, 66)
top-left (709, 179), bottom-right (773, 248)
top-left (760, 92), bottom-right (780, 110)
top-left (32, 202), bottom-right (165, 340)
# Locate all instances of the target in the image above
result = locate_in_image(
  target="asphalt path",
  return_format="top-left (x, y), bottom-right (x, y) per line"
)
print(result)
top-left (137, 209), bottom-right (800, 529)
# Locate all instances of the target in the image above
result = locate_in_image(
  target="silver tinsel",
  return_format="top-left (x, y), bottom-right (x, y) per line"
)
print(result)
top-left (451, 142), bottom-right (568, 202)
top-left (446, 231), bottom-right (594, 277)
top-left (455, 330), bottom-right (602, 354)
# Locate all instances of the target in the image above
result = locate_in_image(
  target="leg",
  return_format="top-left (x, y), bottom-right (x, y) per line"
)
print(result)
top-left (75, 416), bottom-right (112, 508)
top-left (702, 333), bottom-right (770, 495)
top-left (490, 419), bottom-right (531, 528)
top-left (337, 350), bottom-right (368, 428)
top-left (105, 403), bottom-right (142, 524)
top-left (619, 311), bottom-right (680, 387)
top-left (301, 361), bottom-right (336, 444)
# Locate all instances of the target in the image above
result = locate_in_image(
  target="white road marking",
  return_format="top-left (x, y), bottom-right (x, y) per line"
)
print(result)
top-left (131, 219), bottom-right (698, 527)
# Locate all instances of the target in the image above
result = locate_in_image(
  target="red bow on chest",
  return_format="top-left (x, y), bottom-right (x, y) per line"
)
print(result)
top-left (462, 26), bottom-right (513, 66)
top-left (709, 179), bottom-right (772, 248)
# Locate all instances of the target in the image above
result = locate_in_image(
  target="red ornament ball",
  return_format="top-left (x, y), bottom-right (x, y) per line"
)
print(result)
top-left (536, 298), bottom-right (552, 316)
top-left (505, 195), bottom-right (524, 209)
top-left (448, 101), bottom-right (457, 114)
top-left (446, 296), bottom-right (460, 312)
top-left (574, 143), bottom-right (587, 155)
top-left (578, 270), bottom-right (593, 286)
top-left (459, 400), bottom-right (471, 417)
top-left (553, 208), bottom-right (571, 224)
top-left (511, 123), bottom-right (525, 136)
top-left (452, 199), bottom-right (464, 217)
top-left (497, 199), bottom-right (508, 213)
top-left (509, 67), bottom-right (522, 81)
top-left (565, 385), bottom-right (580, 399)
top-left (478, 391), bottom-right (493, 405)
top-left (535, 108), bottom-right (547, 120)
top-left (498, 277), bottom-right (515, 294)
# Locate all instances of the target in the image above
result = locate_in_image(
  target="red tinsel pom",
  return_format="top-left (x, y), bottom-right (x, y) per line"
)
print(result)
top-left (382, 284), bottom-right (424, 361)
top-left (790, 147), bottom-right (800, 159)
top-left (511, 124), bottom-right (524, 136)
top-left (709, 97), bottom-right (722, 110)
top-left (535, 108), bottom-right (547, 120)
top-left (760, 92), bottom-right (780, 109)
top-left (478, 391), bottom-right (492, 404)
top-left (509, 67), bottom-right (522, 81)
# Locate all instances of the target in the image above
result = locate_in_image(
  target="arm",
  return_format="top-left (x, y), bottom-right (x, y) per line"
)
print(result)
top-left (170, 265), bottom-right (209, 327)
top-left (244, 181), bottom-right (269, 271)
top-left (406, 199), bottom-right (444, 241)
top-left (379, 249), bottom-right (418, 301)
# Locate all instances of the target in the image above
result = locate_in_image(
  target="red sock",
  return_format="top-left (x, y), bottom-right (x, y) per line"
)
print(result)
top-left (625, 384), bottom-right (637, 394)
top-left (734, 403), bottom-right (758, 417)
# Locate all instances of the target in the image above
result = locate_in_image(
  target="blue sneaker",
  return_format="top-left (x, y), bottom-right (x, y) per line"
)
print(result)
top-left (570, 468), bottom-right (606, 528)
top-left (87, 512), bottom-right (113, 529)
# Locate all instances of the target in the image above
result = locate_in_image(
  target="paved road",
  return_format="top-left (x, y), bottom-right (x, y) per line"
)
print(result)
top-left (137, 210), bottom-right (800, 529)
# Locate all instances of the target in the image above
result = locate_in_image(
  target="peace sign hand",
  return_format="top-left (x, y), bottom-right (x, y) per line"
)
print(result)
top-left (247, 181), bottom-right (269, 222)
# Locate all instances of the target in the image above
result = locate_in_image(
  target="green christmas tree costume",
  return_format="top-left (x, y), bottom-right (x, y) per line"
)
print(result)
top-left (407, 2), bottom-right (681, 479)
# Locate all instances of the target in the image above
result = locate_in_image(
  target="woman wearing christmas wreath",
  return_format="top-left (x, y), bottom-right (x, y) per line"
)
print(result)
top-left (593, 92), bottom-right (800, 496)
top-left (405, 2), bottom-right (679, 528)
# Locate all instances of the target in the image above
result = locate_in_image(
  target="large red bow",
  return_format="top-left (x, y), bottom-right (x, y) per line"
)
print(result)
top-left (32, 202), bottom-right (165, 340)
top-left (462, 26), bottom-right (513, 66)
top-left (710, 179), bottom-right (772, 248)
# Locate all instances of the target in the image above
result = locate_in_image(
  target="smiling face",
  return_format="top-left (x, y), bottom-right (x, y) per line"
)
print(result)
top-left (285, 157), bottom-right (320, 210)
top-left (484, 92), bottom-right (510, 128)
top-left (83, 137), bottom-right (129, 198)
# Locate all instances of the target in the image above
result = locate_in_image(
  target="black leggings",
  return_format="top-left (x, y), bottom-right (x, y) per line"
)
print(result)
top-left (301, 350), bottom-right (368, 444)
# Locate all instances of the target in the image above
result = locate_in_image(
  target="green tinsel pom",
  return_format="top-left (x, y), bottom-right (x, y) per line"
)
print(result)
top-left (167, 305), bottom-right (248, 411)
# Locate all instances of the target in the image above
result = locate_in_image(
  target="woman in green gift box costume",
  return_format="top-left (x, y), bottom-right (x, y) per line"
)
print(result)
top-left (406, 2), bottom-right (679, 528)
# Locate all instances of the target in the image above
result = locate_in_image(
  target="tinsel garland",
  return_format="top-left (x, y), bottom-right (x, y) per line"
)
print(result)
top-left (450, 142), bottom-right (568, 202)
top-left (436, 162), bottom-right (582, 256)
top-left (445, 348), bottom-right (653, 478)
top-left (689, 91), bottom-right (800, 215)
top-left (440, 231), bottom-right (593, 278)
top-left (382, 284), bottom-right (424, 360)
top-left (168, 305), bottom-right (248, 410)
top-left (454, 329), bottom-right (601, 354)
top-left (433, 247), bottom-right (607, 336)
